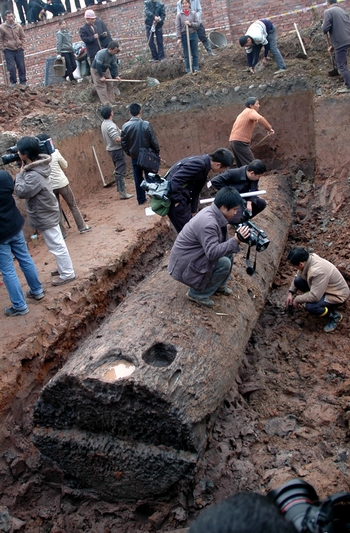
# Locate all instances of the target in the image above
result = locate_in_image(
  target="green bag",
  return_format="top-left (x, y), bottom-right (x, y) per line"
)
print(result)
top-left (150, 196), bottom-right (171, 216)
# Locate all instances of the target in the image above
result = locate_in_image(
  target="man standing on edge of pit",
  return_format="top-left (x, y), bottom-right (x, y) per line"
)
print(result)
top-left (0, 10), bottom-right (27, 86)
top-left (144, 0), bottom-right (166, 61)
top-left (322, 0), bottom-right (350, 93)
top-left (229, 97), bottom-right (274, 168)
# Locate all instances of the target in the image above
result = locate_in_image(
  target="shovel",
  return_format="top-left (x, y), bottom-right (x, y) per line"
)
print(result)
top-left (185, 24), bottom-right (193, 74)
top-left (326, 33), bottom-right (339, 76)
top-left (294, 23), bottom-right (307, 59)
top-left (105, 77), bottom-right (160, 86)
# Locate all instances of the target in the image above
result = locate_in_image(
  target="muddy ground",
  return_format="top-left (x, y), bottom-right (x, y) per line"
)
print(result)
top-left (0, 23), bottom-right (350, 532)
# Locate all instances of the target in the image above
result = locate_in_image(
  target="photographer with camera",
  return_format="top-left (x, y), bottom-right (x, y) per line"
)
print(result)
top-left (285, 247), bottom-right (349, 332)
top-left (168, 186), bottom-right (250, 307)
top-left (14, 136), bottom-right (76, 287)
top-left (166, 148), bottom-right (234, 233)
top-left (211, 159), bottom-right (267, 224)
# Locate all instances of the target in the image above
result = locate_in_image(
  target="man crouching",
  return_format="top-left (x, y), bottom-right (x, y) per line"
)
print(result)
top-left (168, 186), bottom-right (250, 308)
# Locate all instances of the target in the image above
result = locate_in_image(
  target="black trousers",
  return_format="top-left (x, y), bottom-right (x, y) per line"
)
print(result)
top-left (62, 51), bottom-right (76, 81)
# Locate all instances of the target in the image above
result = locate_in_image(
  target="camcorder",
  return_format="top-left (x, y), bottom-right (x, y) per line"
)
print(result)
top-left (140, 173), bottom-right (171, 201)
top-left (1, 137), bottom-right (55, 165)
top-left (268, 479), bottom-right (350, 533)
top-left (235, 219), bottom-right (270, 253)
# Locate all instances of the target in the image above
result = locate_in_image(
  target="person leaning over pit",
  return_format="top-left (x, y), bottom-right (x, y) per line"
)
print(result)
top-left (168, 186), bottom-right (250, 308)
top-left (229, 97), bottom-right (274, 168)
top-left (91, 40), bottom-right (120, 106)
top-left (322, 0), bottom-right (350, 93)
top-left (166, 147), bottom-right (234, 233)
top-left (36, 134), bottom-right (92, 237)
top-left (14, 136), bottom-right (76, 287)
top-left (100, 105), bottom-right (134, 200)
top-left (211, 159), bottom-right (267, 224)
top-left (285, 247), bottom-right (349, 333)
top-left (0, 169), bottom-right (45, 317)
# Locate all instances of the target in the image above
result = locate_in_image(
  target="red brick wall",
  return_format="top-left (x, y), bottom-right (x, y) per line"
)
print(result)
top-left (1, 0), bottom-right (349, 86)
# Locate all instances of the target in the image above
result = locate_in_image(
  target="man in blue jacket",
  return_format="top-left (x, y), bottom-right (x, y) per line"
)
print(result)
top-left (0, 169), bottom-right (44, 316)
top-left (144, 0), bottom-right (166, 61)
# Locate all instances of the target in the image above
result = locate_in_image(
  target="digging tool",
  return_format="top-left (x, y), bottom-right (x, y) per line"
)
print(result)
top-left (294, 23), bottom-right (307, 59)
top-left (326, 33), bottom-right (339, 76)
top-left (105, 77), bottom-right (160, 86)
top-left (148, 22), bottom-right (156, 46)
top-left (92, 145), bottom-right (115, 188)
top-left (251, 133), bottom-right (272, 150)
top-left (185, 24), bottom-right (193, 74)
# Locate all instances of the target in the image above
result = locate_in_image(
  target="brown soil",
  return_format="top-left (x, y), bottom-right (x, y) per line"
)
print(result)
top-left (0, 23), bottom-right (350, 532)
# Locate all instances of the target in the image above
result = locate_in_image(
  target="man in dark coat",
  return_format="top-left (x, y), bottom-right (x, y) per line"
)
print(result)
top-left (79, 9), bottom-right (113, 62)
top-left (166, 148), bottom-right (234, 233)
top-left (144, 0), bottom-right (165, 61)
top-left (0, 169), bottom-right (44, 316)
top-left (168, 186), bottom-right (249, 307)
top-left (322, 0), bottom-right (350, 93)
top-left (121, 102), bottom-right (160, 205)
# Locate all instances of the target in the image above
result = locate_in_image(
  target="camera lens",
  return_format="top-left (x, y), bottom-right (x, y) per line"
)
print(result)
top-left (2, 153), bottom-right (20, 165)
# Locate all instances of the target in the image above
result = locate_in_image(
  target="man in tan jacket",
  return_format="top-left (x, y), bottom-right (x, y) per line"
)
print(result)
top-left (285, 247), bottom-right (349, 332)
top-left (0, 10), bottom-right (27, 86)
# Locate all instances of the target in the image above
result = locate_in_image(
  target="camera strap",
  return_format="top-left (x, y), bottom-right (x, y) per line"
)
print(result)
top-left (245, 244), bottom-right (257, 276)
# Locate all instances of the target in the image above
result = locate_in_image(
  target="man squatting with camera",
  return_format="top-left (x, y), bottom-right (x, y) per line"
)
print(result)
top-left (165, 147), bottom-right (234, 233)
top-left (285, 247), bottom-right (349, 333)
top-left (168, 186), bottom-right (250, 307)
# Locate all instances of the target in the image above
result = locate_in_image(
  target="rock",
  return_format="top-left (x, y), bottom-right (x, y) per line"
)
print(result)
top-left (265, 415), bottom-right (297, 436)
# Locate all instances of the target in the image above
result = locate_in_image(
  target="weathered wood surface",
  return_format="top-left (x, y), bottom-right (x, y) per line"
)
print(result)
top-left (33, 174), bottom-right (293, 501)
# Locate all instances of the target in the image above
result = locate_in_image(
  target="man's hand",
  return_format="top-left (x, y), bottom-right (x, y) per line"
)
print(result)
top-left (249, 66), bottom-right (254, 73)
top-left (185, 20), bottom-right (191, 26)
top-left (235, 225), bottom-right (250, 243)
top-left (101, 31), bottom-right (107, 37)
top-left (100, 76), bottom-right (106, 82)
top-left (262, 57), bottom-right (267, 65)
top-left (268, 129), bottom-right (275, 135)
top-left (93, 33), bottom-right (99, 39)
top-left (285, 292), bottom-right (294, 308)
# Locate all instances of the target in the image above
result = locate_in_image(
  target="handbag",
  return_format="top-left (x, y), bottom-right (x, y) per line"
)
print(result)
top-left (136, 121), bottom-right (160, 174)
top-left (150, 196), bottom-right (171, 216)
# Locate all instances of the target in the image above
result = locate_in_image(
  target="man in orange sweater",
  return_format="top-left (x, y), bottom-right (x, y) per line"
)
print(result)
top-left (229, 97), bottom-right (274, 167)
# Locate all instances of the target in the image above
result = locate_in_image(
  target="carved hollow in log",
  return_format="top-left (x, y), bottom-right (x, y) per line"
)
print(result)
top-left (33, 174), bottom-right (293, 501)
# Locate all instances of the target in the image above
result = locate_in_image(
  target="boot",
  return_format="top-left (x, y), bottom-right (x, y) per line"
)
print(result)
top-left (119, 191), bottom-right (134, 200)
top-left (324, 310), bottom-right (343, 332)
top-left (203, 38), bottom-right (215, 56)
top-left (116, 176), bottom-right (134, 200)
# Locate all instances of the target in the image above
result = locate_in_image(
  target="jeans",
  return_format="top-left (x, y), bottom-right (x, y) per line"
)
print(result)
top-left (41, 225), bottom-right (75, 280)
top-left (15, 0), bottom-right (28, 25)
top-left (146, 26), bottom-right (164, 61)
top-left (131, 158), bottom-right (148, 204)
top-left (0, 229), bottom-right (42, 311)
top-left (293, 276), bottom-right (330, 315)
top-left (181, 32), bottom-right (199, 72)
top-left (267, 26), bottom-right (286, 69)
top-left (335, 44), bottom-right (350, 88)
top-left (3, 48), bottom-right (27, 84)
top-left (188, 255), bottom-right (233, 300)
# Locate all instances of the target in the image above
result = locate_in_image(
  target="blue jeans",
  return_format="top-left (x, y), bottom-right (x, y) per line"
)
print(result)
top-left (131, 158), bottom-right (148, 204)
top-left (267, 26), bottom-right (286, 69)
top-left (3, 49), bottom-right (27, 84)
top-left (146, 26), bottom-right (164, 61)
top-left (181, 32), bottom-right (199, 72)
top-left (335, 44), bottom-right (350, 88)
top-left (0, 230), bottom-right (43, 311)
top-left (188, 255), bottom-right (233, 300)
top-left (293, 276), bottom-right (329, 315)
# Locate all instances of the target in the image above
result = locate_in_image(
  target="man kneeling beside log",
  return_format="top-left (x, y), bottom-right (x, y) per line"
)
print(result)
top-left (168, 186), bottom-right (250, 308)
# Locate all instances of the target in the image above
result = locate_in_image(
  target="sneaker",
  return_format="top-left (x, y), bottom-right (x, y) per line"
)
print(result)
top-left (26, 289), bottom-right (45, 300)
top-left (324, 311), bottom-right (343, 332)
top-left (80, 226), bottom-right (92, 234)
top-left (216, 286), bottom-right (233, 295)
top-left (4, 306), bottom-right (29, 316)
top-left (337, 87), bottom-right (350, 93)
top-left (52, 275), bottom-right (76, 286)
top-left (51, 269), bottom-right (59, 277)
top-left (274, 68), bottom-right (287, 74)
top-left (186, 290), bottom-right (214, 308)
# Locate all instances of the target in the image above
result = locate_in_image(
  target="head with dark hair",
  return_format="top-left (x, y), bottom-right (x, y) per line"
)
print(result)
top-left (239, 35), bottom-right (249, 47)
top-left (108, 40), bottom-right (119, 50)
top-left (287, 247), bottom-right (310, 266)
top-left (209, 148), bottom-right (234, 170)
top-left (129, 102), bottom-right (142, 117)
top-left (17, 136), bottom-right (41, 162)
top-left (189, 492), bottom-right (297, 533)
top-left (36, 133), bottom-right (50, 142)
top-left (5, 9), bottom-right (13, 15)
top-left (327, 0), bottom-right (337, 4)
top-left (247, 159), bottom-right (266, 175)
top-left (245, 97), bottom-right (258, 108)
top-left (214, 186), bottom-right (243, 210)
top-left (101, 105), bottom-right (113, 120)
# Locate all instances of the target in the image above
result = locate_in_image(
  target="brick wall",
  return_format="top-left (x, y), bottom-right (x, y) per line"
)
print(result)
top-left (0, 0), bottom-right (349, 86)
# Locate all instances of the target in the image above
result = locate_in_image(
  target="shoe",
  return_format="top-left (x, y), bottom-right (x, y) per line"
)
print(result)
top-left (52, 275), bottom-right (76, 286)
top-left (186, 290), bottom-right (214, 308)
top-left (10, 83), bottom-right (17, 87)
top-left (4, 306), bottom-right (29, 316)
top-left (26, 289), bottom-right (45, 300)
top-left (51, 269), bottom-right (59, 277)
top-left (216, 286), bottom-right (233, 295)
top-left (324, 310), bottom-right (343, 332)
top-left (208, 51), bottom-right (215, 56)
top-left (337, 87), bottom-right (350, 93)
top-left (274, 68), bottom-right (287, 74)
top-left (119, 192), bottom-right (134, 200)
top-left (80, 226), bottom-right (92, 234)
top-left (328, 68), bottom-right (339, 77)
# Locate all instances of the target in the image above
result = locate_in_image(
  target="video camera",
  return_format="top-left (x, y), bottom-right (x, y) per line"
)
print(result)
top-left (235, 219), bottom-right (270, 252)
top-left (140, 173), bottom-right (171, 201)
top-left (268, 479), bottom-right (350, 533)
top-left (1, 137), bottom-right (55, 165)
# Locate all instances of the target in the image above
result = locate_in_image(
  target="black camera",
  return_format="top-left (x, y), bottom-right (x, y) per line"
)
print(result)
top-left (268, 479), bottom-right (350, 533)
top-left (141, 173), bottom-right (171, 201)
top-left (1, 137), bottom-right (55, 165)
top-left (236, 219), bottom-right (270, 252)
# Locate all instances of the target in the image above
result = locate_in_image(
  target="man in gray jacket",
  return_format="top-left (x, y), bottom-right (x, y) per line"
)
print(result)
top-left (168, 186), bottom-right (250, 307)
top-left (14, 136), bottom-right (76, 286)
top-left (322, 0), bottom-right (350, 93)
top-left (91, 41), bottom-right (120, 106)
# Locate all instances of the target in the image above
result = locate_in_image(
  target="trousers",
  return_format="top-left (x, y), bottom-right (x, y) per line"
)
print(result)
top-left (41, 225), bottom-right (75, 280)
top-left (188, 255), bottom-right (234, 300)
top-left (91, 67), bottom-right (115, 105)
top-left (53, 185), bottom-right (86, 237)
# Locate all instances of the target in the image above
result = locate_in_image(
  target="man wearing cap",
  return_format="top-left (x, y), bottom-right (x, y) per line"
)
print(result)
top-left (79, 9), bottom-right (113, 62)
top-left (0, 10), bottom-right (27, 86)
